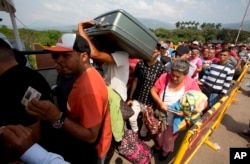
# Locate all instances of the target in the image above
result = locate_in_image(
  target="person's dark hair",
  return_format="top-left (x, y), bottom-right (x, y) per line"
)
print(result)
top-left (175, 45), bottom-right (190, 56)
top-left (160, 56), bottom-right (171, 65)
top-left (0, 38), bottom-right (12, 50)
top-left (13, 49), bottom-right (27, 66)
top-left (165, 40), bottom-right (172, 44)
top-left (0, 38), bottom-right (15, 60)
top-left (156, 43), bottom-right (161, 50)
top-left (202, 46), bottom-right (209, 51)
top-left (208, 46), bottom-right (215, 50)
top-left (220, 48), bottom-right (231, 54)
top-left (90, 35), bottom-right (121, 53)
top-left (222, 42), bottom-right (229, 46)
top-left (171, 59), bottom-right (190, 75)
top-left (239, 45), bottom-right (246, 48)
top-left (74, 34), bottom-right (91, 55)
top-left (189, 45), bottom-right (194, 51)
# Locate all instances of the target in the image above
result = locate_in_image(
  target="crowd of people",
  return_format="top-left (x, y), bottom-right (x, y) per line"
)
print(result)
top-left (0, 20), bottom-right (249, 164)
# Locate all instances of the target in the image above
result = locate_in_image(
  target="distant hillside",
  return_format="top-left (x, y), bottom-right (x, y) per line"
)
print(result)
top-left (137, 18), bottom-right (175, 29)
top-left (139, 18), bottom-right (250, 31)
top-left (29, 18), bottom-right (250, 32)
top-left (138, 18), bottom-right (250, 31)
top-left (222, 20), bottom-right (250, 31)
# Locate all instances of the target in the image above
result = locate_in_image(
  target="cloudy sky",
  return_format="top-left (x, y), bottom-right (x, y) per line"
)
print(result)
top-left (1, 0), bottom-right (250, 28)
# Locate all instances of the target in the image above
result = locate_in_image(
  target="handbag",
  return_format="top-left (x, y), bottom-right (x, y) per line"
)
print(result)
top-left (143, 74), bottom-right (169, 134)
top-left (118, 130), bottom-right (152, 164)
top-left (111, 88), bottom-right (134, 121)
top-left (143, 106), bottom-right (164, 134)
top-left (120, 99), bottom-right (135, 121)
top-left (198, 83), bottom-right (214, 97)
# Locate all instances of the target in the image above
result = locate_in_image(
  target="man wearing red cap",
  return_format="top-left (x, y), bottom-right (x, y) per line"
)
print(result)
top-left (25, 33), bottom-right (112, 164)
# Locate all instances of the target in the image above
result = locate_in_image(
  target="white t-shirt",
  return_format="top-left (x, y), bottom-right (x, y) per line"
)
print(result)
top-left (188, 62), bottom-right (197, 78)
top-left (161, 85), bottom-right (185, 125)
top-left (102, 51), bottom-right (129, 101)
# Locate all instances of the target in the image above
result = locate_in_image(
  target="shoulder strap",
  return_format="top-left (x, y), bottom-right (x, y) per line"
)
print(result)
top-left (162, 74), bottom-right (169, 101)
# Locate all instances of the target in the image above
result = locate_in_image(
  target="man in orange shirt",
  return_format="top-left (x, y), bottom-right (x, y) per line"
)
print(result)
top-left (26, 33), bottom-right (111, 164)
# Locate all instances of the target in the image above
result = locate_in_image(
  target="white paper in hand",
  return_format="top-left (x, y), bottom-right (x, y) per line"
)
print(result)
top-left (167, 106), bottom-right (180, 114)
top-left (21, 86), bottom-right (41, 106)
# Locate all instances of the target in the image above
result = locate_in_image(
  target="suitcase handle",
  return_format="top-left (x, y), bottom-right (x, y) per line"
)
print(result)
top-left (96, 22), bottom-right (110, 28)
top-left (84, 21), bottom-right (109, 32)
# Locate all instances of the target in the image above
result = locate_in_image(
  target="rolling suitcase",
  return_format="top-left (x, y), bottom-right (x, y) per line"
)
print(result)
top-left (85, 9), bottom-right (158, 60)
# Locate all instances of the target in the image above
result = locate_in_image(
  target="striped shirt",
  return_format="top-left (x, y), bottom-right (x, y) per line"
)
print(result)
top-left (200, 63), bottom-right (235, 94)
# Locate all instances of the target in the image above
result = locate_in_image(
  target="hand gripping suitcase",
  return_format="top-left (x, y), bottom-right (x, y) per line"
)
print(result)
top-left (85, 9), bottom-right (158, 60)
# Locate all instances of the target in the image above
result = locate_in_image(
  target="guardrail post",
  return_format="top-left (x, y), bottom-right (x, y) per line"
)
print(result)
top-left (204, 140), bottom-right (221, 151)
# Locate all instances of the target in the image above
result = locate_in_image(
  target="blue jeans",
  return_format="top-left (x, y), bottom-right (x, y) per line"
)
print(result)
top-left (209, 93), bottom-right (219, 107)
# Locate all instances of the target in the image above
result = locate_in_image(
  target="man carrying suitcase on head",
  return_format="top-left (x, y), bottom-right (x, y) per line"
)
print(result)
top-left (78, 21), bottom-right (130, 164)
top-left (78, 21), bottom-right (129, 105)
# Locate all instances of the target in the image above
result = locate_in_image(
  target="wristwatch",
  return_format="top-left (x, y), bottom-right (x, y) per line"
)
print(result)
top-left (52, 112), bottom-right (66, 129)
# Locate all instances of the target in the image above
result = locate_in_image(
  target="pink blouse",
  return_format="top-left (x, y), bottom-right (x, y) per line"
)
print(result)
top-left (153, 73), bottom-right (201, 97)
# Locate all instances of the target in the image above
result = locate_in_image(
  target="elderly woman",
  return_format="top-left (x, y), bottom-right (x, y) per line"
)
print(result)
top-left (150, 58), bottom-right (201, 161)
top-left (189, 49), bottom-right (202, 80)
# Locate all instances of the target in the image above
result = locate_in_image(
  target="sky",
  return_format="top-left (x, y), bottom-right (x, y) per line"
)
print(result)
top-left (0, 0), bottom-right (250, 29)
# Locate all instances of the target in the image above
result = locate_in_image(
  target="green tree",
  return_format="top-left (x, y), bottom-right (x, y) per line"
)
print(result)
top-left (216, 23), bottom-right (222, 30)
top-left (195, 22), bottom-right (200, 30)
top-left (201, 28), bottom-right (219, 42)
top-left (217, 29), bottom-right (250, 43)
top-left (175, 21), bottom-right (180, 29)
top-left (200, 23), bottom-right (206, 30)
top-left (153, 28), bottom-right (172, 41)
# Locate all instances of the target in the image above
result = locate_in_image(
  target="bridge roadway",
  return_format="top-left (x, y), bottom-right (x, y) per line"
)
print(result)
top-left (110, 67), bottom-right (250, 164)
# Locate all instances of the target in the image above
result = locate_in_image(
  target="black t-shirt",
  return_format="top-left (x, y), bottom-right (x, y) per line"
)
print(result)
top-left (0, 64), bottom-right (52, 162)
top-left (39, 123), bottom-right (98, 164)
top-left (0, 64), bottom-right (52, 126)
top-left (133, 60), bottom-right (165, 105)
top-left (55, 74), bottom-right (75, 113)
